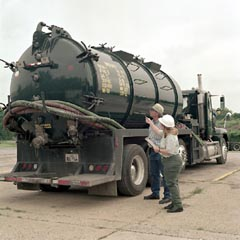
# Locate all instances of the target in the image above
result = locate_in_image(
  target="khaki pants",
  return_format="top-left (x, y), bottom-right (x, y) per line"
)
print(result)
top-left (162, 154), bottom-right (183, 208)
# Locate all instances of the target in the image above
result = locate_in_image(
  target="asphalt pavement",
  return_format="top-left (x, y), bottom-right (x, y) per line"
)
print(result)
top-left (0, 148), bottom-right (239, 239)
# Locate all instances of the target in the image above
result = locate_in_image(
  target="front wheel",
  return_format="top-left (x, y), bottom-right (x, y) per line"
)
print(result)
top-left (178, 139), bottom-right (188, 171)
top-left (216, 138), bottom-right (228, 164)
top-left (117, 144), bottom-right (148, 196)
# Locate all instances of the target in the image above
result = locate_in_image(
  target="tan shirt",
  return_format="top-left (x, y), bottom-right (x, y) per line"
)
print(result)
top-left (160, 134), bottom-right (179, 157)
top-left (148, 120), bottom-right (163, 146)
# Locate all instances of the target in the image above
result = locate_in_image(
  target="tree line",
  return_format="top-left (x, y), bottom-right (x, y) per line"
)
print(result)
top-left (215, 108), bottom-right (240, 143)
top-left (0, 111), bottom-right (15, 140)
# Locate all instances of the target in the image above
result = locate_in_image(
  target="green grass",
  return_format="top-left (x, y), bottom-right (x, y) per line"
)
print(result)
top-left (0, 207), bottom-right (12, 211)
top-left (183, 187), bottom-right (204, 200)
top-left (191, 187), bottom-right (203, 195)
top-left (0, 140), bottom-right (16, 147)
top-left (0, 207), bottom-right (26, 213)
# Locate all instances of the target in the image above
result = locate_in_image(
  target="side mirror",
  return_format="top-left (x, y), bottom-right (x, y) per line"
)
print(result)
top-left (220, 96), bottom-right (225, 110)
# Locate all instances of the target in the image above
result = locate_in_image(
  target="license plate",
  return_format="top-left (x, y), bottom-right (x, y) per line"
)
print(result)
top-left (65, 153), bottom-right (79, 162)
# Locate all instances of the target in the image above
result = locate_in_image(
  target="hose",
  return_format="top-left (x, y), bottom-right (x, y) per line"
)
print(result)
top-left (3, 100), bottom-right (125, 131)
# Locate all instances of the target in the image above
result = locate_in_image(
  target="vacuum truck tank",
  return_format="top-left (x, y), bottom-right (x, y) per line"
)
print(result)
top-left (10, 22), bottom-right (183, 128)
top-left (0, 22), bottom-right (184, 196)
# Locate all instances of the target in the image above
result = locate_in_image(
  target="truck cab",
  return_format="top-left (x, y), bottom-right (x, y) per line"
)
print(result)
top-left (177, 74), bottom-right (228, 167)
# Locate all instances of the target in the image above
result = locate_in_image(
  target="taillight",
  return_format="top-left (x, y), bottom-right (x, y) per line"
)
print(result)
top-left (88, 164), bottom-right (109, 173)
top-left (27, 163), bottom-right (33, 170)
top-left (22, 163), bottom-right (27, 170)
top-left (102, 165), bottom-right (109, 172)
top-left (95, 165), bottom-right (102, 172)
top-left (19, 163), bottom-right (38, 172)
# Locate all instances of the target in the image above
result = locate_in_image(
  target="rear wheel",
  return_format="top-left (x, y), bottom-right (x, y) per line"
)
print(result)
top-left (117, 144), bottom-right (148, 196)
top-left (145, 147), bottom-right (151, 186)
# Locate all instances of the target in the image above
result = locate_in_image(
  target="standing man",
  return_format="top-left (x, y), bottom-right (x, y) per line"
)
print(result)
top-left (144, 103), bottom-right (171, 204)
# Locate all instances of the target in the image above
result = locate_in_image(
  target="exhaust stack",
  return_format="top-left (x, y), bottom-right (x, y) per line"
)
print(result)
top-left (197, 74), bottom-right (203, 92)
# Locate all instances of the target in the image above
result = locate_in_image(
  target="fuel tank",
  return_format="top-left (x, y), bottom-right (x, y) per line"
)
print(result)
top-left (10, 22), bottom-right (183, 128)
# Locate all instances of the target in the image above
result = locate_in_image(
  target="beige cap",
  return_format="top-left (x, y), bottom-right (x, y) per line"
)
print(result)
top-left (151, 103), bottom-right (164, 115)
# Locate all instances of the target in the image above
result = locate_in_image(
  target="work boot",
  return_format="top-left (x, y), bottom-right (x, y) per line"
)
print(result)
top-left (144, 193), bottom-right (160, 200)
top-left (159, 197), bottom-right (172, 204)
top-left (164, 203), bottom-right (174, 209)
top-left (167, 207), bottom-right (183, 213)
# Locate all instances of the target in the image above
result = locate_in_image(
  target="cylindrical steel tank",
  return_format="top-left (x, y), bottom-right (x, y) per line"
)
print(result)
top-left (10, 22), bottom-right (183, 128)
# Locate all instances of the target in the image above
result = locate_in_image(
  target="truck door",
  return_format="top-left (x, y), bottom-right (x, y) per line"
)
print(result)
top-left (204, 92), bottom-right (214, 139)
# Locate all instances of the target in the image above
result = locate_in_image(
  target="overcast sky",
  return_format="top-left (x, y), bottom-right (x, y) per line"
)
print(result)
top-left (0, 0), bottom-right (240, 112)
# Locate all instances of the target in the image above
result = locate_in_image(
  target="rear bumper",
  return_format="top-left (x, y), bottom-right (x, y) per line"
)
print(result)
top-left (0, 173), bottom-right (116, 187)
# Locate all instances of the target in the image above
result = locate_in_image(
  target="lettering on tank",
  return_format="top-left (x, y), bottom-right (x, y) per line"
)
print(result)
top-left (116, 68), bottom-right (129, 96)
top-left (97, 63), bottom-right (112, 93)
top-left (97, 62), bottom-right (129, 96)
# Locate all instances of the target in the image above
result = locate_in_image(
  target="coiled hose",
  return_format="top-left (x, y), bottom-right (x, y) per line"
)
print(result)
top-left (3, 100), bottom-right (125, 131)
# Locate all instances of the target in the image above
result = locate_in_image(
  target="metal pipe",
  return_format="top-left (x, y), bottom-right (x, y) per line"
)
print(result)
top-left (197, 74), bottom-right (203, 92)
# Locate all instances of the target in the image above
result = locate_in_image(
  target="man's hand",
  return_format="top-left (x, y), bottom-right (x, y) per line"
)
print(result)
top-left (145, 116), bottom-right (152, 125)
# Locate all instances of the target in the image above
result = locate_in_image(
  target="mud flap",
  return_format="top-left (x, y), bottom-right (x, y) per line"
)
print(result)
top-left (88, 181), bottom-right (117, 197)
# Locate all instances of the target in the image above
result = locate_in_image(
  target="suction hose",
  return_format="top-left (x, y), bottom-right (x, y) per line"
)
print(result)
top-left (3, 100), bottom-right (125, 131)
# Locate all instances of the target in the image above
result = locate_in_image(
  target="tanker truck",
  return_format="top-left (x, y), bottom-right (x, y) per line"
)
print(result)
top-left (0, 22), bottom-right (228, 196)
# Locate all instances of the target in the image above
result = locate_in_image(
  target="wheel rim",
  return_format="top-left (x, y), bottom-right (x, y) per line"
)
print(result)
top-left (130, 155), bottom-right (145, 185)
top-left (222, 142), bottom-right (228, 160)
top-left (233, 143), bottom-right (240, 151)
top-left (178, 145), bottom-right (188, 168)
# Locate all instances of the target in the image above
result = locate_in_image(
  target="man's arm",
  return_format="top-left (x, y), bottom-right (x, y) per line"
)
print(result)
top-left (145, 117), bottom-right (163, 136)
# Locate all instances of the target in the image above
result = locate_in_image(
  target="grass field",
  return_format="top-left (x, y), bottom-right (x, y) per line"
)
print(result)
top-left (0, 141), bottom-right (16, 148)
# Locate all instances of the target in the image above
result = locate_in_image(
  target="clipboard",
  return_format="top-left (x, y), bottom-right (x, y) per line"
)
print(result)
top-left (145, 137), bottom-right (157, 149)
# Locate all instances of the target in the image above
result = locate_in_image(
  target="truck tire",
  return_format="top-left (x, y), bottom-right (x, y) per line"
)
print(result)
top-left (233, 143), bottom-right (240, 151)
top-left (178, 139), bottom-right (188, 171)
top-left (117, 144), bottom-right (148, 196)
top-left (40, 184), bottom-right (70, 192)
top-left (145, 147), bottom-right (151, 187)
top-left (216, 138), bottom-right (228, 164)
